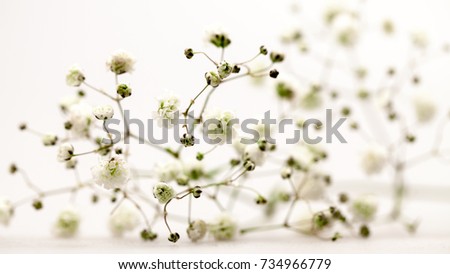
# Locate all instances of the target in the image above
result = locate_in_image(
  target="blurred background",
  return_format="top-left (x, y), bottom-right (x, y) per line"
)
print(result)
top-left (0, 0), bottom-right (449, 252)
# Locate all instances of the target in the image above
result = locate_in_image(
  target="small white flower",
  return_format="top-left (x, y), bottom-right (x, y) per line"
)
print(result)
top-left (0, 198), bottom-right (13, 226)
top-left (208, 214), bottom-right (237, 241)
top-left (275, 75), bottom-right (300, 100)
top-left (205, 26), bottom-right (231, 48)
top-left (93, 105), bottom-right (114, 120)
top-left (109, 202), bottom-right (140, 237)
top-left (243, 143), bottom-right (266, 166)
top-left (53, 207), bottom-right (80, 238)
top-left (332, 14), bottom-right (359, 47)
top-left (154, 92), bottom-right (180, 128)
top-left (91, 157), bottom-right (130, 190)
top-left (205, 71), bottom-right (221, 87)
top-left (182, 160), bottom-right (205, 181)
top-left (153, 183), bottom-right (175, 204)
top-left (217, 61), bottom-right (233, 79)
top-left (323, 2), bottom-right (345, 25)
top-left (187, 219), bottom-right (208, 242)
top-left (107, 50), bottom-right (135, 75)
top-left (203, 109), bottom-right (236, 144)
top-left (59, 94), bottom-right (81, 113)
top-left (67, 102), bottom-right (93, 138)
top-left (65, 65), bottom-right (85, 87)
top-left (154, 160), bottom-right (183, 182)
top-left (281, 26), bottom-right (302, 43)
top-left (411, 30), bottom-right (428, 49)
top-left (42, 134), bottom-right (58, 146)
top-left (413, 92), bottom-right (436, 123)
top-left (360, 144), bottom-right (387, 175)
top-left (293, 209), bottom-right (315, 234)
top-left (57, 143), bottom-right (74, 162)
top-left (352, 195), bottom-right (378, 221)
top-left (296, 171), bottom-right (327, 200)
top-left (300, 90), bottom-right (323, 110)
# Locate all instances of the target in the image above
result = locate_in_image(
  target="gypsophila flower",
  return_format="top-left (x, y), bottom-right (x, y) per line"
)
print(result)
top-left (296, 170), bottom-right (327, 200)
top-left (57, 143), bottom-right (74, 162)
top-left (183, 160), bottom-right (205, 181)
top-left (155, 92), bottom-right (180, 128)
top-left (65, 65), bottom-right (85, 87)
top-left (109, 203), bottom-right (140, 237)
top-left (217, 61), bottom-right (233, 79)
top-left (116, 84), bottom-right (132, 98)
top-left (275, 76), bottom-right (299, 100)
top-left (360, 144), bottom-right (387, 175)
top-left (154, 160), bottom-right (183, 183)
top-left (411, 30), bottom-right (428, 49)
top-left (59, 94), bottom-right (81, 113)
top-left (67, 102), bottom-right (93, 138)
top-left (413, 92), bottom-right (436, 123)
top-left (187, 219), bottom-right (207, 242)
top-left (203, 109), bottom-right (236, 144)
top-left (65, 158), bottom-right (78, 169)
top-left (0, 198), bottom-right (13, 226)
top-left (205, 71), bottom-right (221, 87)
top-left (153, 183), bottom-right (175, 204)
top-left (107, 50), bottom-right (135, 75)
top-left (300, 90), bottom-right (323, 110)
top-left (208, 214), bottom-right (237, 241)
top-left (205, 26), bottom-right (231, 48)
top-left (281, 26), bottom-right (302, 44)
top-left (323, 2), bottom-right (345, 25)
top-left (93, 105), bottom-right (114, 120)
top-left (91, 157), bottom-right (130, 190)
top-left (42, 134), bottom-right (58, 146)
top-left (332, 14), bottom-right (359, 47)
top-left (53, 207), bottom-right (80, 238)
top-left (352, 195), bottom-right (378, 221)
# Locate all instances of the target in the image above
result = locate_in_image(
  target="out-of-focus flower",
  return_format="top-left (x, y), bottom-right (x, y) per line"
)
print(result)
top-left (67, 102), bottom-right (93, 138)
top-left (352, 195), bottom-right (378, 221)
top-left (187, 219), bottom-right (208, 242)
top-left (66, 65), bottom-right (85, 87)
top-left (109, 203), bottom-right (140, 237)
top-left (411, 30), bottom-right (428, 49)
top-left (205, 26), bottom-right (231, 48)
top-left (332, 14), bottom-right (359, 47)
top-left (208, 214), bottom-right (237, 241)
top-left (42, 134), bottom-right (58, 146)
top-left (413, 92), bottom-right (436, 123)
top-left (53, 207), bottom-right (80, 238)
top-left (0, 198), bottom-right (13, 226)
top-left (203, 109), bottom-right (236, 145)
top-left (360, 144), bottom-right (387, 175)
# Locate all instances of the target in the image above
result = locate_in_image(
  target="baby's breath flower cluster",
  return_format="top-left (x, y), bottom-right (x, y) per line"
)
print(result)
top-left (4, 30), bottom-right (291, 244)
top-left (4, 2), bottom-right (449, 244)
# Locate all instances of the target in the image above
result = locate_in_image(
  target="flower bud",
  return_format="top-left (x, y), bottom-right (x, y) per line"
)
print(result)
top-left (205, 71), bottom-right (221, 87)
top-left (217, 61), bottom-right (233, 79)
top-left (168, 232), bottom-right (180, 243)
top-left (153, 183), bottom-right (175, 204)
top-left (57, 143), bottom-right (74, 162)
top-left (116, 84), bottom-right (132, 98)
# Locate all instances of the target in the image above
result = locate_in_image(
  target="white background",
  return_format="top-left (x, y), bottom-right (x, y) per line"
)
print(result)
top-left (0, 0), bottom-right (449, 253)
